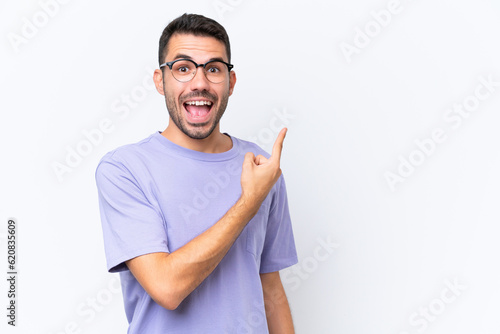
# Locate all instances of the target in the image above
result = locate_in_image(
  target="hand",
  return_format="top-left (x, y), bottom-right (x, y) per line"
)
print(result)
top-left (240, 128), bottom-right (287, 212)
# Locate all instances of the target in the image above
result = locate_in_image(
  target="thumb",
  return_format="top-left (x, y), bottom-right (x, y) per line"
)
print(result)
top-left (243, 152), bottom-right (256, 167)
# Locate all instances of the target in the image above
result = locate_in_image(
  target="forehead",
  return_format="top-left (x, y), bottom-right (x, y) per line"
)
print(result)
top-left (165, 33), bottom-right (228, 62)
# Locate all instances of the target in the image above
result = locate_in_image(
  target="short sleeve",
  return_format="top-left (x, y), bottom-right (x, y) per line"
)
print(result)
top-left (259, 175), bottom-right (298, 273)
top-left (95, 154), bottom-right (169, 273)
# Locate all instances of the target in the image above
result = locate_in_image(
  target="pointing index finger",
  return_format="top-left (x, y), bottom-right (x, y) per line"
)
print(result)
top-left (271, 128), bottom-right (287, 163)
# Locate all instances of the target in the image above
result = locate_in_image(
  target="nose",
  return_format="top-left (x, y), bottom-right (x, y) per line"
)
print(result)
top-left (188, 65), bottom-right (211, 91)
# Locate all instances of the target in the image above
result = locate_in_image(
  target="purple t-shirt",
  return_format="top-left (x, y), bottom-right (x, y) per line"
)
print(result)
top-left (95, 131), bottom-right (298, 333)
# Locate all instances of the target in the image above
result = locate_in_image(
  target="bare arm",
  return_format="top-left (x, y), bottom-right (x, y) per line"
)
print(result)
top-left (126, 128), bottom-right (288, 310)
top-left (261, 271), bottom-right (295, 334)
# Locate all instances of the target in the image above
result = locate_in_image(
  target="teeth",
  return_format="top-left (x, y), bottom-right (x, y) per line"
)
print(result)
top-left (186, 101), bottom-right (212, 106)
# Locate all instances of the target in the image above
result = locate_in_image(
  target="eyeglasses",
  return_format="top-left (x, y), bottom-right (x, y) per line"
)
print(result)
top-left (159, 58), bottom-right (234, 84)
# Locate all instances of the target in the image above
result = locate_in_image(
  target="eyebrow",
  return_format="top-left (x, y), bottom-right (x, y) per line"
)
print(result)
top-left (172, 54), bottom-right (227, 63)
top-left (172, 53), bottom-right (193, 60)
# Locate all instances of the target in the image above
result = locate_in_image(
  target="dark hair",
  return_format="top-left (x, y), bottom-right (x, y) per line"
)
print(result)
top-left (158, 13), bottom-right (231, 66)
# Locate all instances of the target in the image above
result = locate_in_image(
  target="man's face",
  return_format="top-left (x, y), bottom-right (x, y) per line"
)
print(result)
top-left (154, 33), bottom-right (236, 140)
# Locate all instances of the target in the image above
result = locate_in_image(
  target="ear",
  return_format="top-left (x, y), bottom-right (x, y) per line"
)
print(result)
top-left (228, 70), bottom-right (237, 96)
top-left (153, 69), bottom-right (165, 96)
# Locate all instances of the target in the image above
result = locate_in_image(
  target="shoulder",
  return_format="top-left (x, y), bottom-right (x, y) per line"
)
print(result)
top-left (95, 133), bottom-right (158, 176)
top-left (230, 135), bottom-right (271, 159)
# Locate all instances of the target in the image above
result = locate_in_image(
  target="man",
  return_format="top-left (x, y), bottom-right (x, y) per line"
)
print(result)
top-left (95, 13), bottom-right (298, 333)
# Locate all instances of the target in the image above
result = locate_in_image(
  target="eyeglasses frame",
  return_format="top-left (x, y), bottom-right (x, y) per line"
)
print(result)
top-left (159, 58), bottom-right (234, 83)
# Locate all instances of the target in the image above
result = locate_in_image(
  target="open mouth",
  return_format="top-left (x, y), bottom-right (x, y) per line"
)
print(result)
top-left (183, 100), bottom-right (214, 123)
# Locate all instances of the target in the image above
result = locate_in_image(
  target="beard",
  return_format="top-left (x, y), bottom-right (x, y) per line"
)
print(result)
top-left (164, 88), bottom-right (229, 140)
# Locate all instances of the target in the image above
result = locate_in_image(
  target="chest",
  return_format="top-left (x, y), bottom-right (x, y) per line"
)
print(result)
top-left (143, 158), bottom-right (270, 257)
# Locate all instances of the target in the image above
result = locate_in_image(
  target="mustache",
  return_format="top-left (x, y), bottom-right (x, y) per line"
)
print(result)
top-left (180, 92), bottom-right (217, 103)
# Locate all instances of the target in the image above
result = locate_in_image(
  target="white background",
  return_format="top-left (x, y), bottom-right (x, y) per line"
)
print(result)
top-left (1, 0), bottom-right (500, 333)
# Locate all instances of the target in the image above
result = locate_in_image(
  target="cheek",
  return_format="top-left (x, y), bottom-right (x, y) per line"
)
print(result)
top-left (163, 79), bottom-right (184, 97)
top-left (217, 85), bottom-right (231, 99)
top-left (165, 87), bottom-right (181, 104)
top-left (165, 92), bottom-right (179, 110)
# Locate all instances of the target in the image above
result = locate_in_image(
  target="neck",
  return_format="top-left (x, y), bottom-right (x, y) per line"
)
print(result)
top-left (161, 121), bottom-right (232, 153)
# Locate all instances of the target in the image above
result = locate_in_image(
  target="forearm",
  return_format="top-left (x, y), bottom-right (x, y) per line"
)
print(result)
top-left (163, 197), bottom-right (258, 299)
top-left (127, 195), bottom-right (259, 310)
